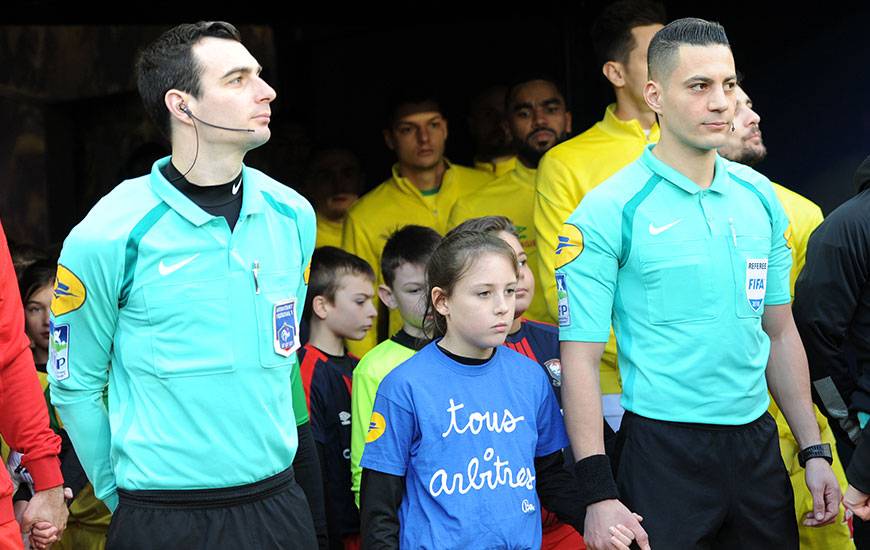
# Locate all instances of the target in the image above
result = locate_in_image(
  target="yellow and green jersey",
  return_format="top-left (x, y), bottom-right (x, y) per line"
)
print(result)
top-left (534, 104), bottom-right (659, 394)
top-left (315, 215), bottom-right (344, 250)
top-left (473, 156), bottom-right (517, 178)
top-left (342, 162), bottom-right (491, 357)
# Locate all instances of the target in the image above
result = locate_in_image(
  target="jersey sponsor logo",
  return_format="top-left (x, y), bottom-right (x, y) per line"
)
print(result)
top-left (745, 258), bottom-right (768, 312)
top-left (514, 224), bottom-right (529, 241)
top-left (232, 180), bottom-right (242, 195)
top-left (544, 359), bottom-right (562, 387)
top-left (48, 320), bottom-right (70, 381)
top-left (158, 253), bottom-right (200, 276)
top-left (784, 224), bottom-right (794, 250)
top-left (521, 499), bottom-right (536, 513)
top-left (273, 299), bottom-right (300, 357)
top-left (366, 412), bottom-right (386, 443)
top-left (51, 265), bottom-right (86, 317)
top-left (648, 218), bottom-right (682, 235)
top-left (554, 224), bottom-right (583, 269)
top-left (556, 273), bottom-right (570, 327)
top-left (339, 411), bottom-right (351, 426)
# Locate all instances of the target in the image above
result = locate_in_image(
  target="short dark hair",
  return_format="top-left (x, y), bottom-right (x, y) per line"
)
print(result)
top-left (590, 0), bottom-right (667, 66)
top-left (504, 75), bottom-right (566, 112)
top-left (304, 246), bottom-right (375, 321)
top-left (648, 18), bottom-right (730, 81)
top-left (381, 225), bottom-right (442, 288)
top-left (447, 216), bottom-right (519, 240)
top-left (383, 84), bottom-right (444, 129)
top-left (136, 21), bottom-right (242, 137)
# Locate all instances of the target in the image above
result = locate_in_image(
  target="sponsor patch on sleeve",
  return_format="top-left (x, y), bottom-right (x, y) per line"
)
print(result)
top-left (556, 272), bottom-right (571, 327)
top-left (50, 265), bottom-right (86, 316)
top-left (303, 260), bottom-right (311, 285)
top-left (48, 320), bottom-right (70, 381)
top-left (784, 224), bottom-right (794, 250)
top-left (555, 224), bottom-right (584, 269)
top-left (366, 412), bottom-right (386, 443)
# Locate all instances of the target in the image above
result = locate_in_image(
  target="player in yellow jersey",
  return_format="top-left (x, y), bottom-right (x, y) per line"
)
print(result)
top-left (449, 77), bottom-right (571, 322)
top-left (534, 0), bottom-right (666, 428)
top-left (342, 88), bottom-right (491, 357)
top-left (307, 147), bottom-right (363, 250)
top-left (718, 84), bottom-right (851, 549)
top-left (468, 84), bottom-right (517, 178)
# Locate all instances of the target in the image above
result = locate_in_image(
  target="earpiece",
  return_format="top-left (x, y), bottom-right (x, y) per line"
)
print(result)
top-left (179, 104), bottom-right (191, 116)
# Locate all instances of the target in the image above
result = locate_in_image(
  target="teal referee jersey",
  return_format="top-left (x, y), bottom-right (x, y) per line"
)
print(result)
top-left (48, 157), bottom-right (316, 510)
top-left (557, 145), bottom-right (792, 425)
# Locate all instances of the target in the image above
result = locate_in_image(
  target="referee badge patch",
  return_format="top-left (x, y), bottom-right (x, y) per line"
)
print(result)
top-left (273, 299), bottom-right (300, 357)
top-left (745, 258), bottom-right (768, 312)
top-left (555, 224), bottom-right (583, 269)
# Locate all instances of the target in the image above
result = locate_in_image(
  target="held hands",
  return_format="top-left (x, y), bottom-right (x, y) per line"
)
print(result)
top-left (22, 486), bottom-right (72, 550)
top-left (844, 484), bottom-right (870, 520)
top-left (803, 458), bottom-right (842, 527)
top-left (584, 499), bottom-right (651, 550)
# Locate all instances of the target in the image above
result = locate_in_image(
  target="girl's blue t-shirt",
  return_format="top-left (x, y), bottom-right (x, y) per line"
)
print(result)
top-left (360, 341), bottom-right (569, 550)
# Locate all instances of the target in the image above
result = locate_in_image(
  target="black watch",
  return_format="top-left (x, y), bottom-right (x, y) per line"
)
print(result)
top-left (798, 443), bottom-right (833, 468)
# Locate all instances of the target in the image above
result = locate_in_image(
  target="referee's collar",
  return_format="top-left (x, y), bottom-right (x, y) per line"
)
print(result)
top-left (640, 145), bottom-right (730, 196)
top-left (149, 156), bottom-right (266, 226)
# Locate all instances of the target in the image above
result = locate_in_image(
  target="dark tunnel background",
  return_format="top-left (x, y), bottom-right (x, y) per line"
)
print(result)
top-left (2, 2), bottom-right (869, 248)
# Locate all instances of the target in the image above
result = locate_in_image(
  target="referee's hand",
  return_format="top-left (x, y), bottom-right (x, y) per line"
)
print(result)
top-left (803, 458), bottom-right (842, 526)
top-left (583, 499), bottom-right (650, 550)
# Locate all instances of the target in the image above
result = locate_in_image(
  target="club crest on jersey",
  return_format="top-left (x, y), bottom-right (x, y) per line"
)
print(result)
top-left (555, 223), bottom-right (583, 269)
top-left (544, 359), bottom-right (562, 387)
top-left (745, 258), bottom-right (768, 312)
top-left (48, 320), bottom-right (70, 381)
top-left (273, 299), bottom-right (300, 357)
top-left (366, 412), bottom-right (386, 443)
top-left (556, 272), bottom-right (570, 327)
top-left (51, 265), bottom-right (86, 317)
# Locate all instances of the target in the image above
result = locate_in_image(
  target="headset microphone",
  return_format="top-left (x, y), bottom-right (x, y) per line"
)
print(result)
top-left (180, 104), bottom-right (255, 133)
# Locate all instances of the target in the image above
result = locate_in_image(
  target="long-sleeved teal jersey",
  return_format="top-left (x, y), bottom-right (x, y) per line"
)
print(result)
top-left (48, 157), bottom-right (316, 511)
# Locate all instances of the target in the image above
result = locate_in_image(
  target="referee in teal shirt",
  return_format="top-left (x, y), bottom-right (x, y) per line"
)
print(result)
top-left (558, 19), bottom-right (841, 550)
top-left (48, 22), bottom-right (323, 549)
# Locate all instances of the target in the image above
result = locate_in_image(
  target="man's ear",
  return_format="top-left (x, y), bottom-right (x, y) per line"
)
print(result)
top-left (643, 80), bottom-right (664, 116)
top-left (165, 89), bottom-right (193, 127)
top-left (602, 61), bottom-right (627, 88)
top-left (378, 284), bottom-right (397, 310)
top-left (383, 128), bottom-right (396, 151)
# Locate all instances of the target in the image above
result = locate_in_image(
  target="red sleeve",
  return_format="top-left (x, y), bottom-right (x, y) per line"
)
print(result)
top-left (0, 221), bottom-right (63, 491)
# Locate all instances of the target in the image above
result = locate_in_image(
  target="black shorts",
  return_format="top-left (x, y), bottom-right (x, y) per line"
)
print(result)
top-left (615, 411), bottom-right (797, 550)
top-left (106, 467), bottom-right (317, 550)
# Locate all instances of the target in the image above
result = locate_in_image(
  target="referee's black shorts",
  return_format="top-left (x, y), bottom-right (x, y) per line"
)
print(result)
top-left (614, 410), bottom-right (798, 550)
top-left (106, 467), bottom-right (317, 550)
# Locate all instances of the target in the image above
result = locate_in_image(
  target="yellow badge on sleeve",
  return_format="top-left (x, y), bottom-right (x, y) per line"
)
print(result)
top-left (366, 412), bottom-right (386, 443)
top-left (303, 260), bottom-right (311, 285)
top-left (554, 223), bottom-right (584, 269)
top-left (51, 265), bottom-right (86, 316)
top-left (784, 224), bottom-right (794, 250)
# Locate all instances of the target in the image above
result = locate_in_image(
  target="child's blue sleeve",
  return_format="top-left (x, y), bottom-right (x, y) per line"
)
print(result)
top-left (359, 391), bottom-right (415, 477)
top-left (535, 378), bottom-right (569, 457)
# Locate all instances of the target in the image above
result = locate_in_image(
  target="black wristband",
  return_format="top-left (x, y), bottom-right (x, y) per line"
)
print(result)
top-left (798, 443), bottom-right (833, 468)
top-left (573, 454), bottom-right (619, 507)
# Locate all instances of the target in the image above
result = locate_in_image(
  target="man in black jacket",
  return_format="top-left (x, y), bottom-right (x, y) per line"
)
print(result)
top-left (793, 153), bottom-right (870, 541)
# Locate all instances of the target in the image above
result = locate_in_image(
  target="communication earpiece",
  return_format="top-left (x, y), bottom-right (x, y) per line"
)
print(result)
top-left (179, 103), bottom-right (191, 116)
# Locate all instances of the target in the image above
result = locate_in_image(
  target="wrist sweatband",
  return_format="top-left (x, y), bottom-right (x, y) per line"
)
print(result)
top-left (573, 454), bottom-right (619, 507)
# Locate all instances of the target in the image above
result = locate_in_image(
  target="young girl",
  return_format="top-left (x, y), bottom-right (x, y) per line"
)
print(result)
top-left (358, 230), bottom-right (589, 549)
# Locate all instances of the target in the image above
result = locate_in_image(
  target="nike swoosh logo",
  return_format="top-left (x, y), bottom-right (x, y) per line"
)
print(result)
top-left (232, 180), bottom-right (242, 195)
top-left (649, 219), bottom-right (682, 235)
top-left (158, 253), bottom-right (200, 276)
